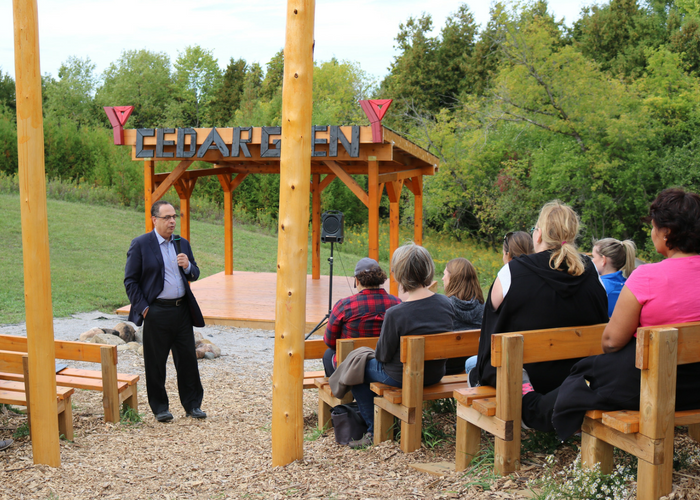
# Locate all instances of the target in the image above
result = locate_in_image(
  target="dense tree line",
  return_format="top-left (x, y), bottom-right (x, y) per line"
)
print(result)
top-left (1, 0), bottom-right (699, 249)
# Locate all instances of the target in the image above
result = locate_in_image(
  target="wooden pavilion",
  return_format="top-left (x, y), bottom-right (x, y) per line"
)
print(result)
top-left (114, 122), bottom-right (439, 329)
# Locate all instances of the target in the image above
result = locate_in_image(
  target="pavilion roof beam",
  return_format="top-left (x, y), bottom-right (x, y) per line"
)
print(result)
top-left (324, 160), bottom-right (369, 207)
top-left (152, 160), bottom-right (194, 201)
top-left (378, 166), bottom-right (435, 184)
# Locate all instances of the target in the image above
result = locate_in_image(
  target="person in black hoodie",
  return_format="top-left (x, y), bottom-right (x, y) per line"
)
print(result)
top-left (468, 200), bottom-right (608, 432)
top-left (442, 258), bottom-right (485, 375)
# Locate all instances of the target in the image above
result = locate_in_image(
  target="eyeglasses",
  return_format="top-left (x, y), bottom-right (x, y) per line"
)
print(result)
top-left (530, 226), bottom-right (539, 235)
top-left (503, 231), bottom-right (514, 252)
top-left (154, 214), bottom-right (179, 221)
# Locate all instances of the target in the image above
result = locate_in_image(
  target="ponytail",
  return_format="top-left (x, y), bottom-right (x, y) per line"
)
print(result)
top-left (593, 238), bottom-right (637, 278)
top-left (550, 242), bottom-right (585, 276)
top-left (621, 240), bottom-right (637, 278)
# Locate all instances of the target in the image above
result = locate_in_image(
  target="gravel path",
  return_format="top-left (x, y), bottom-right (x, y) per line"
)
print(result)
top-left (0, 313), bottom-right (699, 499)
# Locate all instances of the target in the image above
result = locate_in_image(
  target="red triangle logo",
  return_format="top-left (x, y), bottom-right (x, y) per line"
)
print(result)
top-left (113, 106), bottom-right (134, 126)
top-left (369, 99), bottom-right (392, 121)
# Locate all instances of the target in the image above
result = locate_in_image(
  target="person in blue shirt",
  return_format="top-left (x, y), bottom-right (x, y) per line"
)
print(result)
top-left (591, 238), bottom-right (637, 317)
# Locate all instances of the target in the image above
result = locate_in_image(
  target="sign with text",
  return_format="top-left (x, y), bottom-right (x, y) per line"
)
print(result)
top-left (131, 126), bottom-right (363, 160)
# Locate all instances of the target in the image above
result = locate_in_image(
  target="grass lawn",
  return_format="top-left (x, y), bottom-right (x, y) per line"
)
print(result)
top-left (0, 194), bottom-right (374, 324)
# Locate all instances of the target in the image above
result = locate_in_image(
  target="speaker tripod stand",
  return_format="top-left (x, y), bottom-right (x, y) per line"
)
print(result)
top-left (305, 241), bottom-right (336, 340)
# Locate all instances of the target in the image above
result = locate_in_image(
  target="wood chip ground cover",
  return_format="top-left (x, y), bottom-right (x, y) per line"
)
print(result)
top-left (1, 320), bottom-right (699, 499)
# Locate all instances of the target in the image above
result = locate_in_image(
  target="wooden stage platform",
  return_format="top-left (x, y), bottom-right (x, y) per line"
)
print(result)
top-left (116, 271), bottom-right (389, 334)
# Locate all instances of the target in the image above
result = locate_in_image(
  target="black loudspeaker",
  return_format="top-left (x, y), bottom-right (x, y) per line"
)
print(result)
top-left (321, 211), bottom-right (344, 243)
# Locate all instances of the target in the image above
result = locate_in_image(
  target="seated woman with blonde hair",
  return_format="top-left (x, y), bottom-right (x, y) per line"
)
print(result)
top-left (468, 200), bottom-right (608, 430)
top-left (551, 188), bottom-right (700, 439)
top-left (591, 237), bottom-right (637, 317)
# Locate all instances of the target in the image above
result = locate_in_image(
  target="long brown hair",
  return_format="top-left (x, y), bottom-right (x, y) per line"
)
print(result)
top-left (444, 258), bottom-right (484, 303)
top-left (503, 231), bottom-right (535, 259)
top-left (537, 200), bottom-right (586, 276)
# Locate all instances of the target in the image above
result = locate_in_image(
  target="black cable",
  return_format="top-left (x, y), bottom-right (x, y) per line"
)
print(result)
top-left (334, 247), bottom-right (355, 295)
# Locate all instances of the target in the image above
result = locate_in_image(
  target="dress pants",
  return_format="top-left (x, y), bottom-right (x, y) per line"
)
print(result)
top-left (143, 299), bottom-right (204, 414)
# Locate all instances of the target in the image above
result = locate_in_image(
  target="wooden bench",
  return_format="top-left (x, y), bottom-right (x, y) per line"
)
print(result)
top-left (454, 324), bottom-right (608, 475)
top-left (0, 352), bottom-right (74, 440)
top-left (314, 336), bottom-right (381, 431)
top-left (0, 334), bottom-right (139, 423)
top-left (580, 322), bottom-right (700, 500)
top-left (371, 330), bottom-right (480, 452)
top-left (303, 339), bottom-right (327, 389)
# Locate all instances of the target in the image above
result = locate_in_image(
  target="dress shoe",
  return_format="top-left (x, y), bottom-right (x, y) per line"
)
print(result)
top-left (186, 407), bottom-right (207, 419)
top-left (155, 410), bottom-right (173, 422)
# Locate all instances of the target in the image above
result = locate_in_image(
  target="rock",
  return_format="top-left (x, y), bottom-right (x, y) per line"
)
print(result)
top-left (79, 327), bottom-right (103, 342)
top-left (101, 328), bottom-right (119, 336)
top-left (203, 343), bottom-right (221, 358)
top-left (135, 327), bottom-right (143, 344)
top-left (199, 339), bottom-right (213, 345)
top-left (91, 333), bottom-right (126, 346)
top-left (125, 342), bottom-right (141, 351)
top-left (137, 345), bottom-right (144, 356)
top-left (204, 352), bottom-right (216, 360)
top-left (195, 347), bottom-right (206, 359)
top-left (194, 331), bottom-right (204, 343)
top-left (117, 344), bottom-right (130, 352)
top-left (114, 322), bottom-right (136, 343)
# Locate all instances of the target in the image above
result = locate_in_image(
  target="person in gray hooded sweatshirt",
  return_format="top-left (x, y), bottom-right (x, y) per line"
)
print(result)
top-left (442, 258), bottom-right (486, 375)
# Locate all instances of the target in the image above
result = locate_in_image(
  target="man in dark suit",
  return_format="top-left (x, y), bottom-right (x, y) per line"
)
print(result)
top-left (124, 200), bottom-right (206, 422)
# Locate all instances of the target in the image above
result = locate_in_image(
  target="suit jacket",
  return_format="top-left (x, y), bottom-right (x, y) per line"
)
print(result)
top-left (124, 231), bottom-right (205, 327)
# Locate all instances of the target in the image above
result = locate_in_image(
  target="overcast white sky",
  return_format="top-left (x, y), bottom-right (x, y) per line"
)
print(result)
top-left (1, 0), bottom-right (596, 83)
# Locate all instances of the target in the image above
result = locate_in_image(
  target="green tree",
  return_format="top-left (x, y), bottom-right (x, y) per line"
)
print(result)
top-left (169, 45), bottom-right (222, 127)
top-left (312, 58), bottom-right (374, 125)
top-left (97, 49), bottom-right (172, 128)
top-left (260, 50), bottom-right (284, 101)
top-left (44, 56), bottom-right (98, 128)
top-left (209, 57), bottom-right (247, 126)
top-left (0, 69), bottom-right (15, 113)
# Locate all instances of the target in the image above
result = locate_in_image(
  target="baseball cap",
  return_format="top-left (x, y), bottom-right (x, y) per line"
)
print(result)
top-left (354, 257), bottom-right (380, 276)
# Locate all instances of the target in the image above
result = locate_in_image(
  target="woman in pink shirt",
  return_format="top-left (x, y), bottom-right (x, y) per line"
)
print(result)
top-left (551, 188), bottom-right (700, 440)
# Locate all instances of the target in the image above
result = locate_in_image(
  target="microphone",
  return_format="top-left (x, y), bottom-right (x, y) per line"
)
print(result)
top-left (173, 235), bottom-right (182, 255)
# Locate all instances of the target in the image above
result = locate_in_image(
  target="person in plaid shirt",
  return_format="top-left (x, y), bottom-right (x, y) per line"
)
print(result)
top-left (322, 258), bottom-right (401, 376)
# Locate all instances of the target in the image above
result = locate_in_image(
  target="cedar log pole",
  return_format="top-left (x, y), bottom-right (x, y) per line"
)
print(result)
top-left (13, 0), bottom-right (61, 466)
top-left (271, 0), bottom-right (315, 466)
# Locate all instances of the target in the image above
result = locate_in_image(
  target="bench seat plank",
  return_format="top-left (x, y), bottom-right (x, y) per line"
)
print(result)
top-left (473, 397), bottom-right (497, 416)
top-left (58, 367), bottom-right (139, 385)
top-left (379, 381), bottom-right (473, 405)
top-left (602, 410), bottom-right (640, 434)
top-left (454, 386), bottom-right (497, 406)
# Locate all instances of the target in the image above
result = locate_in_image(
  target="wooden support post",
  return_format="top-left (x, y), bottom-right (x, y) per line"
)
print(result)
top-left (494, 334), bottom-right (523, 475)
top-left (374, 404), bottom-right (395, 444)
top-left (368, 160), bottom-right (379, 262)
top-left (144, 159), bottom-right (155, 233)
top-left (688, 423), bottom-right (700, 443)
top-left (386, 180), bottom-right (403, 296)
top-left (217, 174), bottom-right (234, 275)
top-left (272, 0), bottom-right (315, 467)
top-left (637, 328), bottom-right (678, 500)
top-left (13, 0), bottom-right (61, 466)
top-left (412, 177), bottom-right (423, 246)
top-left (401, 336), bottom-right (424, 453)
top-left (311, 174), bottom-right (321, 279)
top-left (174, 178), bottom-right (197, 242)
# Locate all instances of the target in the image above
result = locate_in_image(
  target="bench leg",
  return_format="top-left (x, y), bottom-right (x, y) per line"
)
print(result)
top-left (400, 412), bottom-right (422, 453)
top-left (688, 423), bottom-right (700, 443)
top-left (318, 397), bottom-right (332, 432)
top-left (122, 385), bottom-right (138, 413)
top-left (494, 434), bottom-right (520, 475)
top-left (58, 395), bottom-right (74, 442)
top-left (101, 346), bottom-right (120, 423)
top-left (637, 432), bottom-right (673, 500)
top-left (374, 404), bottom-right (394, 444)
top-left (581, 431), bottom-right (613, 474)
top-left (455, 415), bottom-right (480, 471)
